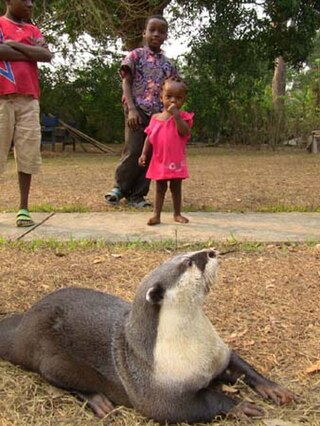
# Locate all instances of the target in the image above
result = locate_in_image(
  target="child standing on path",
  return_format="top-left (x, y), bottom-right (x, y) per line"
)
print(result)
top-left (138, 77), bottom-right (193, 226)
top-left (0, 0), bottom-right (52, 227)
top-left (104, 15), bottom-right (178, 208)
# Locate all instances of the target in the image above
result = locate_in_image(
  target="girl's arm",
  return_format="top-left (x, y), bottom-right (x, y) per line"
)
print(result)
top-left (4, 40), bottom-right (52, 62)
top-left (174, 114), bottom-right (190, 136)
top-left (167, 104), bottom-right (190, 136)
top-left (138, 136), bottom-right (151, 167)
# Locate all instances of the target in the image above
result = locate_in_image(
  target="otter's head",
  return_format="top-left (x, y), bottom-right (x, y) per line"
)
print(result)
top-left (127, 249), bottom-right (219, 362)
top-left (144, 249), bottom-right (218, 307)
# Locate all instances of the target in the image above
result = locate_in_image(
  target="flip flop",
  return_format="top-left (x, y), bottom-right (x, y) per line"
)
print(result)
top-left (127, 199), bottom-right (152, 208)
top-left (16, 209), bottom-right (35, 228)
top-left (104, 188), bottom-right (123, 205)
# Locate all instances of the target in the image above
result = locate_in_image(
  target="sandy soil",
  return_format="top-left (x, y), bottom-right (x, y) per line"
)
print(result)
top-left (0, 146), bottom-right (320, 213)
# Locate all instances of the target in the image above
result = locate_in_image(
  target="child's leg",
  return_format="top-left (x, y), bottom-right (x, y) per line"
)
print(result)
top-left (170, 179), bottom-right (189, 224)
top-left (113, 107), bottom-right (151, 202)
top-left (18, 171), bottom-right (32, 210)
top-left (148, 180), bottom-right (167, 226)
top-left (14, 96), bottom-right (41, 227)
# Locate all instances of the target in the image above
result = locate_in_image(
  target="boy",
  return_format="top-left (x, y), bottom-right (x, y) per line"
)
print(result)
top-left (0, 0), bottom-right (52, 227)
top-left (105, 15), bottom-right (178, 208)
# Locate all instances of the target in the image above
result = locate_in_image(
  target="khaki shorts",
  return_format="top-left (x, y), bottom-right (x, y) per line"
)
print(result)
top-left (0, 94), bottom-right (42, 174)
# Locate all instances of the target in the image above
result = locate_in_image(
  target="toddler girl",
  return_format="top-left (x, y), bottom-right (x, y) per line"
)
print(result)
top-left (139, 77), bottom-right (194, 225)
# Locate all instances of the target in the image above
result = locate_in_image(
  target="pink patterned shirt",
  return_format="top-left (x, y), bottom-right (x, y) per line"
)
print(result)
top-left (120, 46), bottom-right (178, 115)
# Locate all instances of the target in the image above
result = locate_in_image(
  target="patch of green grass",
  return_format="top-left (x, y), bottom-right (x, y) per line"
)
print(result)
top-left (2, 204), bottom-right (91, 213)
top-left (30, 203), bottom-right (90, 213)
top-left (258, 204), bottom-right (320, 213)
top-left (0, 238), bottom-right (318, 254)
top-left (181, 204), bottom-right (217, 213)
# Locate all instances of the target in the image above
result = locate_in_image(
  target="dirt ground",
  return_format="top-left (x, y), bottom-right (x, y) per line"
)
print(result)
top-left (0, 145), bottom-right (320, 213)
top-left (0, 146), bottom-right (320, 425)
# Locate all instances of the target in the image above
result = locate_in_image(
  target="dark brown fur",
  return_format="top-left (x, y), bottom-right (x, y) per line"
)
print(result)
top-left (0, 250), bottom-right (296, 423)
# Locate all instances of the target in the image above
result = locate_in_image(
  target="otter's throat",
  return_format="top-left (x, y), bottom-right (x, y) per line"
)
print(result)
top-left (153, 306), bottom-right (230, 388)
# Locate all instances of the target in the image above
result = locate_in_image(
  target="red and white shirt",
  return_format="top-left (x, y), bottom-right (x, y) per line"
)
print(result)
top-left (0, 16), bottom-right (45, 99)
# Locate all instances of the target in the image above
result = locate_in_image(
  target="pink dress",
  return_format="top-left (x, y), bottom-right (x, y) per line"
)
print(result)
top-left (144, 111), bottom-right (194, 180)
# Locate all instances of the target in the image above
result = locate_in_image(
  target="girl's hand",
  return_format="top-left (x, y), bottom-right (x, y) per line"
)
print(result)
top-left (138, 154), bottom-right (147, 167)
top-left (128, 108), bottom-right (141, 130)
top-left (167, 103), bottom-right (180, 117)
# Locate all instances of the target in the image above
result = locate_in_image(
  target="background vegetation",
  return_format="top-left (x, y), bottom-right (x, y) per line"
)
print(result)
top-left (1, 0), bottom-right (319, 145)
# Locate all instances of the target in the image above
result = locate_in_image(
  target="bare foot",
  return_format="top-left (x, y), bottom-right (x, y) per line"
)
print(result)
top-left (174, 215), bottom-right (189, 224)
top-left (147, 216), bottom-right (161, 226)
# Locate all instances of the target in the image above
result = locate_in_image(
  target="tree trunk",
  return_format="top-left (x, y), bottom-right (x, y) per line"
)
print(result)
top-left (118, 0), bottom-right (172, 50)
top-left (271, 55), bottom-right (286, 146)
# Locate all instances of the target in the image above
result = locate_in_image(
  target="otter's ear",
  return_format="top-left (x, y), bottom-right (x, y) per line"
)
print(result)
top-left (146, 284), bottom-right (165, 305)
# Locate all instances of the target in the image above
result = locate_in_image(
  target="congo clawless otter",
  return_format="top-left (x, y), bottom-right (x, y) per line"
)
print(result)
top-left (0, 249), bottom-right (296, 423)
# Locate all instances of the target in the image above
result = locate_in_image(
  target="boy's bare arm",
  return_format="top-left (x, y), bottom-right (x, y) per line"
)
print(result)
top-left (122, 73), bottom-right (136, 111)
top-left (122, 72), bottom-right (141, 129)
top-left (3, 40), bottom-right (52, 62)
top-left (0, 43), bottom-right (30, 61)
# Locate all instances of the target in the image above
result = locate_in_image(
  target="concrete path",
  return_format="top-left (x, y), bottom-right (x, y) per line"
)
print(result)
top-left (1, 212), bottom-right (320, 243)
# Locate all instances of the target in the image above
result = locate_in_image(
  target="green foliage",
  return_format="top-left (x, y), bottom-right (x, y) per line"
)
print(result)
top-left (39, 58), bottom-right (124, 143)
top-left (178, 1), bottom-right (320, 144)
top-left (181, 3), bottom-right (274, 143)
top-left (260, 0), bottom-right (320, 66)
top-left (1, 0), bottom-right (171, 48)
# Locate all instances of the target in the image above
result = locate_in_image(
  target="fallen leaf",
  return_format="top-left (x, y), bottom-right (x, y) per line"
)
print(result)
top-left (111, 254), bottom-right (122, 259)
top-left (305, 360), bottom-right (320, 375)
top-left (225, 329), bottom-right (248, 342)
top-left (263, 420), bottom-right (300, 426)
top-left (243, 339), bottom-right (255, 346)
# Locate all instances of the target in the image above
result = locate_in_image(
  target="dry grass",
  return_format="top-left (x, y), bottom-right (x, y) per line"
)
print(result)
top-left (0, 145), bottom-right (320, 213)
top-left (0, 146), bottom-right (320, 425)
top-left (0, 243), bottom-right (320, 425)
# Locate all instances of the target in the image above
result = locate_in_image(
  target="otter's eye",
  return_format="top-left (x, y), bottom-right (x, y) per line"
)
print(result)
top-left (187, 259), bottom-right (193, 267)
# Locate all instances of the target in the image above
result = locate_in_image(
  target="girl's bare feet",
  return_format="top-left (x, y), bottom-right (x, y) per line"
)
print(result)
top-left (147, 216), bottom-right (161, 226)
top-left (174, 215), bottom-right (189, 224)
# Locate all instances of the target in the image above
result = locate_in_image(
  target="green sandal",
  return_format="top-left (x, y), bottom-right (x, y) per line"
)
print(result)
top-left (16, 209), bottom-right (35, 228)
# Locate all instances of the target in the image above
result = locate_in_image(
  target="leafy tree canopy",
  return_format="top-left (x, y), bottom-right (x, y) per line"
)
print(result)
top-left (1, 0), bottom-right (171, 49)
top-left (0, 1), bottom-right (318, 62)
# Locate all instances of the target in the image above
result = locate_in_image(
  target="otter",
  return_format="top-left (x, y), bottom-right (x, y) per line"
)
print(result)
top-left (0, 249), bottom-right (295, 423)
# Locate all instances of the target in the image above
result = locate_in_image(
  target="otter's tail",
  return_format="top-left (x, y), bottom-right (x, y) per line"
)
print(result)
top-left (0, 313), bottom-right (24, 362)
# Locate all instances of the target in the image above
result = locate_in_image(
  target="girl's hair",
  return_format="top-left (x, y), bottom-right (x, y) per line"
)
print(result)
top-left (161, 76), bottom-right (188, 93)
top-left (144, 15), bottom-right (168, 30)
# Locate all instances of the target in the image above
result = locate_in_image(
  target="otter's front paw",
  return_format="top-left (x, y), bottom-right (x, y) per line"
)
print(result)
top-left (255, 383), bottom-right (297, 405)
top-left (228, 401), bottom-right (264, 418)
top-left (77, 392), bottom-right (115, 418)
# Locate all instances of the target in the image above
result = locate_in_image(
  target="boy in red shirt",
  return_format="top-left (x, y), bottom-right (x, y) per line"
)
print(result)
top-left (0, 0), bottom-right (52, 227)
